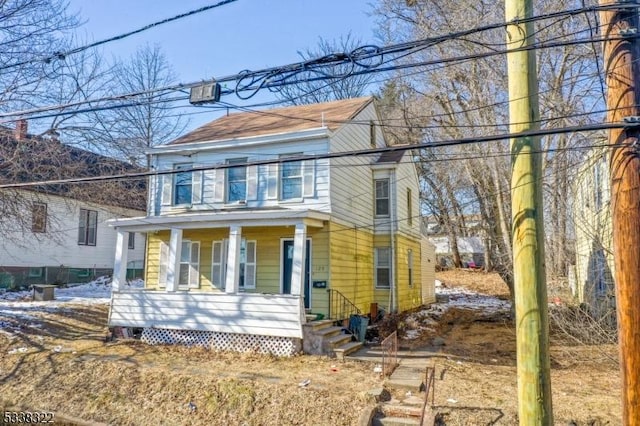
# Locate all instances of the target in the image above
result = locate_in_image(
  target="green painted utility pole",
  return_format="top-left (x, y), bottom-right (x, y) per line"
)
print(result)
top-left (504, 0), bottom-right (554, 424)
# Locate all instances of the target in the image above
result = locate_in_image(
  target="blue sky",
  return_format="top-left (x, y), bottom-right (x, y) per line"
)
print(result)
top-left (68, 1), bottom-right (380, 129)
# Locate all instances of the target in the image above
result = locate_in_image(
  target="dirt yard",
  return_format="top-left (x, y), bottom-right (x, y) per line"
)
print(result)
top-left (0, 273), bottom-right (622, 425)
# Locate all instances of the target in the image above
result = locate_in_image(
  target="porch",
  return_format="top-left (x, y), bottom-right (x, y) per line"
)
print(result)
top-left (107, 210), bottom-right (330, 350)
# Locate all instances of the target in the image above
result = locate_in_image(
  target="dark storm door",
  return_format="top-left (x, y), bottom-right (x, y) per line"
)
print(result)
top-left (282, 239), bottom-right (311, 309)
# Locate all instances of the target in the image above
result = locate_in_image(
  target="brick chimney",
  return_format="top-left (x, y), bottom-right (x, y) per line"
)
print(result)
top-left (14, 119), bottom-right (27, 141)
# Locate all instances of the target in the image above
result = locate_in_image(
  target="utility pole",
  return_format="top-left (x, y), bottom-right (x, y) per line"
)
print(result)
top-left (504, 0), bottom-right (554, 424)
top-left (599, 2), bottom-right (640, 424)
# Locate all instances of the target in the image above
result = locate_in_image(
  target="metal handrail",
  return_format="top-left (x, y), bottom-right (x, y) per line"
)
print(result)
top-left (420, 366), bottom-right (436, 425)
top-left (381, 331), bottom-right (398, 377)
top-left (326, 288), bottom-right (361, 322)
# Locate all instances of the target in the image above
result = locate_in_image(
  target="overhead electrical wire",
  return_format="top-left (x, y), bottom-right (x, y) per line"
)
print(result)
top-left (0, 0), bottom-right (240, 73)
top-left (0, 2), bottom-right (633, 122)
top-left (1, 122), bottom-right (636, 190)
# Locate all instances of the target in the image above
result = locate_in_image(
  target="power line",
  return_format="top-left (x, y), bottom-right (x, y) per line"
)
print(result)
top-left (0, 0), bottom-right (240, 73)
top-left (1, 121), bottom-right (636, 189)
top-left (0, 3), bottom-right (632, 122)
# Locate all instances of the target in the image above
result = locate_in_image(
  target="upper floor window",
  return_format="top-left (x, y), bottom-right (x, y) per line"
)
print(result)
top-left (78, 208), bottom-right (97, 246)
top-left (375, 179), bottom-right (390, 217)
top-left (281, 155), bottom-right (303, 199)
top-left (31, 202), bottom-right (47, 233)
top-left (174, 164), bottom-right (193, 205)
top-left (227, 158), bottom-right (247, 202)
top-left (407, 189), bottom-right (413, 226)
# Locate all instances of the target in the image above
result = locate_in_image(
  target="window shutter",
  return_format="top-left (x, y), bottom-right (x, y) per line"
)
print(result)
top-left (267, 163), bottom-right (278, 200)
top-left (246, 165), bottom-right (258, 201)
top-left (302, 160), bottom-right (315, 197)
top-left (189, 242), bottom-right (200, 288)
top-left (158, 241), bottom-right (169, 288)
top-left (211, 241), bottom-right (223, 289)
top-left (161, 174), bottom-right (172, 206)
top-left (244, 241), bottom-right (256, 289)
top-left (213, 167), bottom-right (225, 202)
top-left (192, 170), bottom-right (203, 204)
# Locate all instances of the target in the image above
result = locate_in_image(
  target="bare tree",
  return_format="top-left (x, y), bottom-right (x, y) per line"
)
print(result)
top-left (275, 34), bottom-right (377, 105)
top-left (87, 44), bottom-right (188, 166)
top-left (0, 0), bottom-right (79, 112)
top-left (373, 0), bottom-right (603, 298)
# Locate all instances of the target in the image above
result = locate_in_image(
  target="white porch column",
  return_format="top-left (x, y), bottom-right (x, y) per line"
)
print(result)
top-left (112, 229), bottom-right (129, 292)
top-left (290, 223), bottom-right (307, 296)
top-left (225, 225), bottom-right (242, 293)
top-left (166, 228), bottom-right (183, 292)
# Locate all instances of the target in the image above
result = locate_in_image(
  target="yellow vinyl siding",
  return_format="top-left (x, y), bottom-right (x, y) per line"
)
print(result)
top-left (329, 222), bottom-right (374, 314)
top-left (395, 234), bottom-right (423, 312)
top-left (144, 226), bottom-right (331, 307)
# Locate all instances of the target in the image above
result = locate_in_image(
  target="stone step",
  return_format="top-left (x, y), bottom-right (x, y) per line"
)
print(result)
top-left (372, 416), bottom-right (420, 426)
top-left (314, 325), bottom-right (344, 339)
top-left (302, 319), bottom-right (335, 330)
top-left (387, 366), bottom-right (424, 392)
top-left (334, 341), bottom-right (363, 361)
top-left (323, 332), bottom-right (353, 351)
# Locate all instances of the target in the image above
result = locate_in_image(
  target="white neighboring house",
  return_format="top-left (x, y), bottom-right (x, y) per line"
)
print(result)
top-left (0, 122), bottom-right (146, 289)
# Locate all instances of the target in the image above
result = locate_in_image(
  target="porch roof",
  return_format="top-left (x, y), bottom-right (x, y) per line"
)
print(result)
top-left (107, 209), bottom-right (330, 232)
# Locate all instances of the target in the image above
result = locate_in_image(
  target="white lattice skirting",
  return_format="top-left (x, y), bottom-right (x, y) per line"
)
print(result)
top-left (140, 328), bottom-right (300, 357)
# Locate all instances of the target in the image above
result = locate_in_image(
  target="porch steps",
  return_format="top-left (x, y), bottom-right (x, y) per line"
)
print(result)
top-left (334, 341), bottom-right (363, 361)
top-left (302, 319), bottom-right (362, 358)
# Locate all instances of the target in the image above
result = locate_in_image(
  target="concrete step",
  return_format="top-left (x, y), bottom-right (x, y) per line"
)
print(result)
top-left (372, 416), bottom-right (420, 426)
top-left (387, 366), bottom-right (424, 392)
top-left (314, 325), bottom-right (343, 339)
top-left (323, 332), bottom-right (353, 352)
top-left (302, 319), bottom-right (335, 330)
top-left (334, 341), bottom-right (363, 361)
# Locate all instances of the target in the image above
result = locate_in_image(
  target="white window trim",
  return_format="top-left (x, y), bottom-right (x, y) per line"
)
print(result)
top-left (374, 247), bottom-right (391, 289)
top-left (178, 240), bottom-right (200, 289)
top-left (211, 239), bottom-right (256, 290)
top-left (159, 241), bottom-right (169, 288)
top-left (226, 158), bottom-right (248, 203)
top-left (375, 179), bottom-right (390, 218)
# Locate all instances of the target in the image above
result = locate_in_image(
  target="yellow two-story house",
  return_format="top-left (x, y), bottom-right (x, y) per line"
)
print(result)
top-left (107, 97), bottom-right (435, 355)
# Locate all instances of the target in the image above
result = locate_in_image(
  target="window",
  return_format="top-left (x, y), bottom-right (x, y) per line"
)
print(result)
top-left (375, 247), bottom-right (391, 289)
top-left (78, 209), bottom-right (97, 246)
top-left (227, 158), bottom-right (247, 202)
top-left (174, 164), bottom-right (193, 205)
top-left (407, 249), bottom-right (413, 287)
top-left (370, 120), bottom-right (376, 148)
top-left (407, 189), bottom-right (413, 226)
top-left (375, 179), bottom-right (390, 217)
top-left (31, 202), bottom-right (47, 233)
top-left (28, 267), bottom-right (43, 278)
top-left (128, 232), bottom-right (135, 250)
top-left (211, 239), bottom-right (256, 289)
top-left (281, 155), bottom-right (303, 199)
top-left (179, 240), bottom-right (200, 288)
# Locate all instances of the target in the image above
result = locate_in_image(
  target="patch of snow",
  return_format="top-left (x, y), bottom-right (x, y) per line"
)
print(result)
top-left (0, 278), bottom-right (145, 332)
top-left (405, 329), bottom-right (421, 340)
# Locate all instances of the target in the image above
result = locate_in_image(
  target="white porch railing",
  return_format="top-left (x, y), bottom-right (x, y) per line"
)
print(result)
top-left (109, 290), bottom-right (305, 338)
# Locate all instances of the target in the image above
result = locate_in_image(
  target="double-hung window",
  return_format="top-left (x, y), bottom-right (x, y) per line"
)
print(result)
top-left (375, 247), bottom-right (391, 289)
top-left (174, 164), bottom-right (193, 205)
top-left (78, 209), bottom-right (97, 246)
top-left (375, 179), bottom-right (390, 217)
top-left (227, 158), bottom-right (247, 202)
top-left (179, 240), bottom-right (200, 288)
top-left (281, 154), bottom-right (303, 199)
top-left (211, 239), bottom-right (256, 289)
